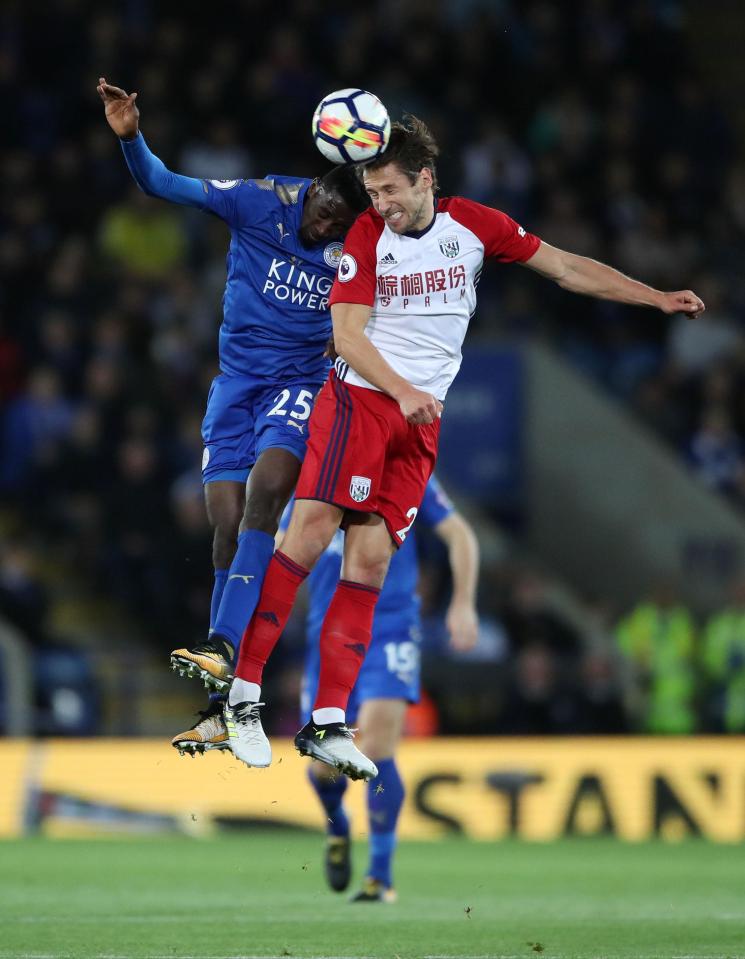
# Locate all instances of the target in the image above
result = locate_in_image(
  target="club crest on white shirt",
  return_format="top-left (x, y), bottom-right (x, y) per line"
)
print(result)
top-left (438, 235), bottom-right (460, 258)
top-left (350, 475), bottom-right (371, 502)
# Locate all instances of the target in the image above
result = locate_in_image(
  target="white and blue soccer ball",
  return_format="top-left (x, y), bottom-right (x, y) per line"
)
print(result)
top-left (312, 88), bottom-right (391, 165)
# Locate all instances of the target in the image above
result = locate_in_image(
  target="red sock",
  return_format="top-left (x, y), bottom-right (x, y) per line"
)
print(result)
top-left (234, 550), bottom-right (308, 684)
top-left (314, 580), bottom-right (381, 712)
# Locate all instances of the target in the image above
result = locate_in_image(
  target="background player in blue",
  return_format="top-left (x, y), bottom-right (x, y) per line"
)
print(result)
top-left (284, 475), bottom-right (479, 902)
top-left (97, 78), bottom-right (369, 744)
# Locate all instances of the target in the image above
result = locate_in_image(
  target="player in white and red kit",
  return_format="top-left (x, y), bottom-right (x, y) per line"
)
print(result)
top-left (225, 116), bottom-right (705, 779)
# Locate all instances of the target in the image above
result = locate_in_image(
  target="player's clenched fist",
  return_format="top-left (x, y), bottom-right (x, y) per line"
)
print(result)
top-left (97, 77), bottom-right (140, 140)
top-left (398, 386), bottom-right (443, 425)
top-left (659, 290), bottom-right (705, 318)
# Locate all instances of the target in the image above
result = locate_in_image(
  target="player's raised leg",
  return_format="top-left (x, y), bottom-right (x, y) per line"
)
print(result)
top-left (226, 498), bottom-right (343, 767)
top-left (294, 514), bottom-right (393, 781)
top-left (212, 448), bottom-right (302, 657)
top-left (205, 450), bottom-right (312, 769)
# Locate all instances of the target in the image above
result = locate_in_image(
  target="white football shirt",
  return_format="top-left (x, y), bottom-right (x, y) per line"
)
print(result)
top-left (329, 197), bottom-right (541, 399)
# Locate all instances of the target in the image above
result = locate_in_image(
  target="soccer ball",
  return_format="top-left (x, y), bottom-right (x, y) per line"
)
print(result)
top-left (312, 88), bottom-right (391, 165)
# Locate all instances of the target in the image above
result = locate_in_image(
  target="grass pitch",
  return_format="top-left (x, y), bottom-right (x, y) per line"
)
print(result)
top-left (0, 835), bottom-right (744, 959)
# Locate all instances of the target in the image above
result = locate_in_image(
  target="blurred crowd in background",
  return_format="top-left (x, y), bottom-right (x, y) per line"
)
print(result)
top-left (2, 0), bottom-right (745, 737)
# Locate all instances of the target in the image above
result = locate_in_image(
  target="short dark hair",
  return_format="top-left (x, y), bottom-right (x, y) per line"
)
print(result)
top-left (318, 164), bottom-right (370, 215)
top-left (362, 114), bottom-right (440, 192)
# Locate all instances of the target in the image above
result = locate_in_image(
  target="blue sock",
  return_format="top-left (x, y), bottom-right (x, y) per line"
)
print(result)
top-left (210, 570), bottom-right (229, 631)
top-left (367, 757), bottom-right (404, 888)
top-left (212, 529), bottom-right (275, 653)
top-left (308, 768), bottom-right (349, 837)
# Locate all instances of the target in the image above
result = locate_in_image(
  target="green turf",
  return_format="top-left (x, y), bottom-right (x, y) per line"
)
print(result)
top-left (0, 835), bottom-right (744, 959)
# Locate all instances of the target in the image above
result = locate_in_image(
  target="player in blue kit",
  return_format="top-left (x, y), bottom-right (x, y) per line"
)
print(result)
top-left (97, 78), bottom-right (369, 744)
top-left (282, 475), bottom-right (479, 901)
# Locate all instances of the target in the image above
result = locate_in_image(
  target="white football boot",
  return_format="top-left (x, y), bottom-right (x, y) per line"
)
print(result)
top-left (223, 700), bottom-right (272, 768)
top-left (294, 720), bottom-right (378, 781)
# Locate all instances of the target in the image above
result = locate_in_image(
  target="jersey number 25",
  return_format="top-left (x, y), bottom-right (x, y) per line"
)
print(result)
top-left (268, 388), bottom-right (314, 421)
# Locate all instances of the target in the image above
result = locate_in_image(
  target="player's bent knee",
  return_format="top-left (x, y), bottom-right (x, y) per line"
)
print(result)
top-left (241, 480), bottom-right (296, 534)
top-left (247, 472), bottom-right (296, 513)
top-left (241, 498), bottom-right (283, 534)
top-left (286, 530), bottom-right (334, 568)
top-left (342, 522), bottom-right (394, 587)
top-left (341, 556), bottom-right (391, 589)
top-left (283, 505), bottom-right (341, 567)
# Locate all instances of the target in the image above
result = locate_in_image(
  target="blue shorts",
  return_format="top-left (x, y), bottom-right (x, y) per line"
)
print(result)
top-left (300, 619), bottom-right (422, 725)
top-left (201, 374), bottom-right (324, 484)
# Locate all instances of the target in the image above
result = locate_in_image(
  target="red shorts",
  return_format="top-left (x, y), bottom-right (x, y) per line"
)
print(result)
top-left (295, 372), bottom-right (440, 545)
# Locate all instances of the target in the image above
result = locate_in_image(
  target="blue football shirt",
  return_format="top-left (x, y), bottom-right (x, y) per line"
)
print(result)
top-left (200, 174), bottom-right (341, 381)
top-left (119, 136), bottom-right (342, 384)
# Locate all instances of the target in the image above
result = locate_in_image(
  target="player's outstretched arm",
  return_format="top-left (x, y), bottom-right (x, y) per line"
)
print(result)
top-left (523, 241), bottom-right (705, 317)
top-left (97, 76), bottom-right (206, 208)
top-left (434, 512), bottom-right (480, 652)
top-left (332, 302), bottom-right (443, 425)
